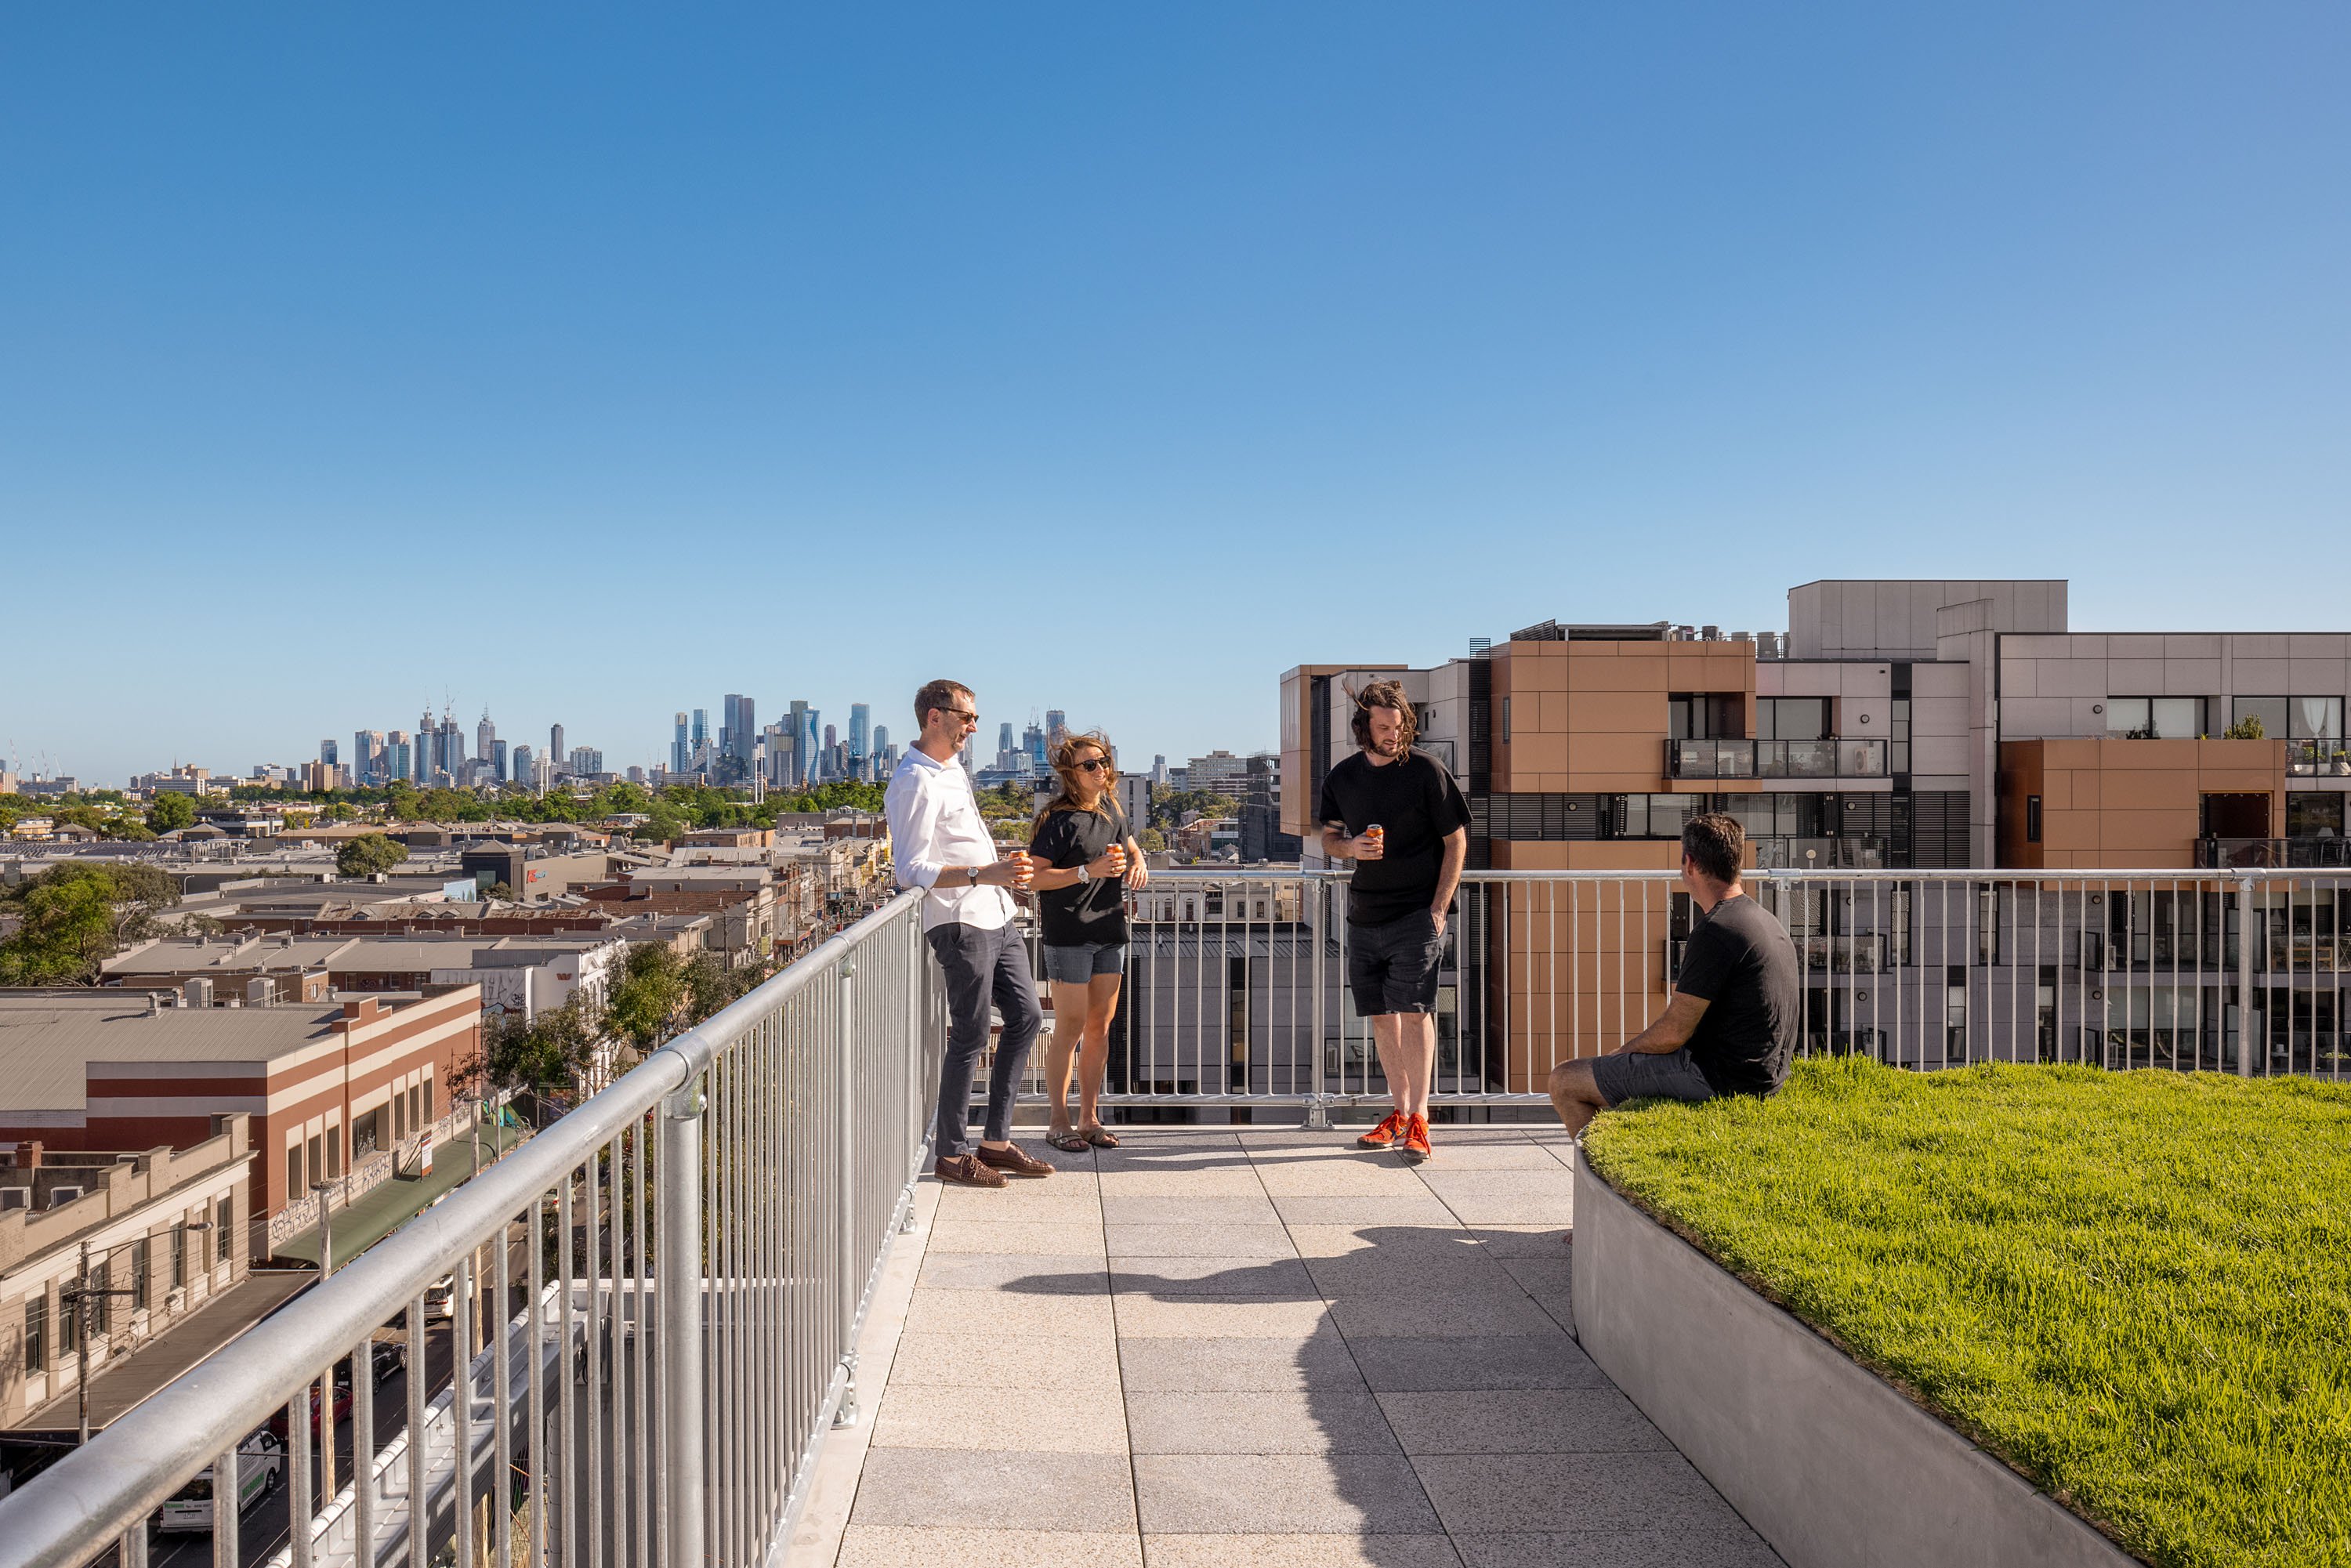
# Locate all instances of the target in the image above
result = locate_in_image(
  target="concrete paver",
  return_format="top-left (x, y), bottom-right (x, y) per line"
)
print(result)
top-left (814, 1124), bottom-right (1780, 1567)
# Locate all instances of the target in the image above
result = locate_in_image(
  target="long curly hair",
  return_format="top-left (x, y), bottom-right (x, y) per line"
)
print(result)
top-left (1349, 678), bottom-right (1418, 754)
top-left (1033, 730), bottom-right (1121, 831)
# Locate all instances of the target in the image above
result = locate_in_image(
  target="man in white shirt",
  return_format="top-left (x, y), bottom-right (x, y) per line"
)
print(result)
top-left (886, 679), bottom-right (1053, 1188)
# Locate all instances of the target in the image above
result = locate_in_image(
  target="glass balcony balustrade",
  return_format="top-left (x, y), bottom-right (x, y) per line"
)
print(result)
top-left (1665, 738), bottom-right (1887, 780)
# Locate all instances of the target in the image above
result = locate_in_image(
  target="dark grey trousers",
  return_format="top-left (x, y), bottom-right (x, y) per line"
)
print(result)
top-left (926, 921), bottom-right (1042, 1158)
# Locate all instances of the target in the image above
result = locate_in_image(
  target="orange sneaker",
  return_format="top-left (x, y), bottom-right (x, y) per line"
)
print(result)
top-left (1398, 1114), bottom-right (1432, 1165)
top-left (1355, 1111), bottom-right (1407, 1150)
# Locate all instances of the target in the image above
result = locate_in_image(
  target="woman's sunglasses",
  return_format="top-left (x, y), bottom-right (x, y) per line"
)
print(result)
top-left (1073, 758), bottom-right (1110, 773)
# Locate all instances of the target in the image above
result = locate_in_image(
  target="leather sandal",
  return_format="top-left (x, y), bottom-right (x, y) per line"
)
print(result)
top-left (1081, 1126), bottom-right (1120, 1148)
top-left (1046, 1128), bottom-right (1092, 1153)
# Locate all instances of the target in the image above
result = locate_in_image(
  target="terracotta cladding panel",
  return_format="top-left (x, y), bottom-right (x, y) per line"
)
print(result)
top-left (1567, 655), bottom-right (1669, 693)
top-left (2099, 771), bottom-right (2197, 812)
top-left (2099, 809), bottom-right (2197, 853)
top-left (2101, 740), bottom-right (2198, 771)
top-left (1564, 691), bottom-right (1664, 733)
top-left (1570, 734), bottom-right (1663, 773)
top-left (1513, 734), bottom-right (1570, 772)
top-left (2041, 810), bottom-right (2098, 852)
top-left (1534, 692), bottom-right (1574, 733)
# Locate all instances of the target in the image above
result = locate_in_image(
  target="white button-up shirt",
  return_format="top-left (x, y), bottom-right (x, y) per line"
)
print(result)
top-left (886, 745), bottom-right (1016, 932)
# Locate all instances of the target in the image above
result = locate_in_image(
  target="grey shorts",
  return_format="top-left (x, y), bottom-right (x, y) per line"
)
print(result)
top-left (1348, 909), bottom-right (1444, 1016)
top-left (1041, 941), bottom-right (1127, 983)
top-left (1588, 1048), bottom-right (1716, 1109)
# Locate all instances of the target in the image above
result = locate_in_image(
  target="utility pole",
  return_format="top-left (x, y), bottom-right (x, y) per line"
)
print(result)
top-left (312, 1181), bottom-right (339, 1502)
top-left (65, 1240), bottom-right (139, 1445)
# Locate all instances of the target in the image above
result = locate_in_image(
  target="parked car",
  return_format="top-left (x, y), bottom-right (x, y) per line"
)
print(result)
top-left (422, 1273), bottom-right (457, 1321)
top-left (268, 1378), bottom-right (353, 1439)
top-left (370, 1326), bottom-right (408, 1382)
top-left (155, 1432), bottom-right (283, 1532)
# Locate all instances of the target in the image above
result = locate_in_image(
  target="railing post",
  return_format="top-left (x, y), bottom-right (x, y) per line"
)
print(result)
top-left (902, 913), bottom-right (925, 1236)
top-left (657, 1073), bottom-right (706, 1568)
top-left (2237, 876), bottom-right (2256, 1077)
top-left (834, 958), bottom-right (860, 1428)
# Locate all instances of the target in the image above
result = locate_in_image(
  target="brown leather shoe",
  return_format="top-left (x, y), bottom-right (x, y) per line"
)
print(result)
top-left (974, 1142), bottom-right (1053, 1179)
top-left (933, 1153), bottom-right (1008, 1188)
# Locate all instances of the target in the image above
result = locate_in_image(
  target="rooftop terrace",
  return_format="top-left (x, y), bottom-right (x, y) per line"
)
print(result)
top-left (792, 1125), bottom-right (1780, 1568)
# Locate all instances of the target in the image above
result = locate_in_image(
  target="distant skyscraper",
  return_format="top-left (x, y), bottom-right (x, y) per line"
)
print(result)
top-left (476, 709), bottom-right (496, 763)
top-left (387, 731), bottom-right (413, 783)
top-left (320, 739), bottom-right (338, 766)
top-left (998, 722), bottom-right (1015, 758)
top-left (511, 743), bottom-right (532, 785)
top-left (802, 708), bottom-right (821, 786)
top-left (1045, 710), bottom-right (1068, 748)
top-left (824, 722), bottom-right (837, 752)
top-left (549, 724), bottom-right (566, 775)
top-left (849, 704), bottom-right (871, 761)
top-left (491, 738), bottom-right (508, 781)
top-left (672, 712), bottom-right (690, 774)
top-left (872, 724), bottom-right (889, 760)
top-left (723, 694), bottom-right (756, 776)
top-left (786, 701), bottom-right (810, 786)
top-left (1024, 720), bottom-right (1047, 770)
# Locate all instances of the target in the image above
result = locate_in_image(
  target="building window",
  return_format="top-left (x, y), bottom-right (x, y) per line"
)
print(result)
top-left (2026, 795), bottom-right (2042, 844)
top-left (24, 1295), bottom-right (45, 1374)
top-left (1755, 697), bottom-right (1830, 741)
top-left (132, 1241), bottom-right (150, 1312)
top-left (89, 1262), bottom-right (112, 1336)
top-left (1499, 697), bottom-right (1510, 743)
top-left (216, 1197), bottom-right (233, 1267)
top-left (324, 1124), bottom-right (341, 1179)
top-left (2288, 794), bottom-right (2345, 841)
top-left (2106, 697), bottom-right (2207, 740)
top-left (288, 1141), bottom-right (306, 1198)
top-left (1668, 694), bottom-right (1744, 741)
top-left (2292, 697), bottom-right (2345, 740)
top-left (2233, 697), bottom-right (2288, 738)
top-left (172, 1225), bottom-right (187, 1291)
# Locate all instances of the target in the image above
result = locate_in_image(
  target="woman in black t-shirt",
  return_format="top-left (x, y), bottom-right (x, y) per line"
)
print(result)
top-left (1027, 732), bottom-right (1148, 1151)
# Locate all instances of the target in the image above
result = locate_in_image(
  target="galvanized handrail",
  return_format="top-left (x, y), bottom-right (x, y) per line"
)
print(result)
top-left (0, 889), bottom-right (938, 1568)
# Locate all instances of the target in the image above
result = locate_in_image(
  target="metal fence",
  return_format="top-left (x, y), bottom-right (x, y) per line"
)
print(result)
top-left (1016, 866), bottom-right (2351, 1121)
top-left (0, 892), bottom-right (940, 1568)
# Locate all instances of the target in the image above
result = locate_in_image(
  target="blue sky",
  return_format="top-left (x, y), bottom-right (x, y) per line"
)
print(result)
top-left (3, 5), bottom-right (2346, 784)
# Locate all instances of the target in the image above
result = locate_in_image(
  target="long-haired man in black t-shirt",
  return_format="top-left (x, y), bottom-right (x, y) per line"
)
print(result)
top-left (1318, 679), bottom-right (1472, 1164)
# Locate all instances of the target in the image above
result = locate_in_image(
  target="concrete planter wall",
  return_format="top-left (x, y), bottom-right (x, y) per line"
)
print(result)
top-left (1570, 1147), bottom-right (2140, 1568)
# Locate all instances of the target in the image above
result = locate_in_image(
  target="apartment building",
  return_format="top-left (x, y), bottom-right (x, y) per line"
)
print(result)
top-left (1275, 579), bottom-right (2351, 1079)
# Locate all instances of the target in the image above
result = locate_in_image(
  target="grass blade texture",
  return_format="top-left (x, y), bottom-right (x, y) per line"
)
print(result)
top-left (1582, 1057), bottom-right (2351, 1568)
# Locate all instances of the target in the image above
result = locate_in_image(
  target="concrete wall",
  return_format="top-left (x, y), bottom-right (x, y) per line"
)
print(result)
top-left (1571, 1150), bottom-right (2135, 1568)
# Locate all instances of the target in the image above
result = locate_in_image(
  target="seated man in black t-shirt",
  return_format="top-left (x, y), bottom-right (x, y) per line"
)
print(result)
top-left (1547, 813), bottom-right (1800, 1139)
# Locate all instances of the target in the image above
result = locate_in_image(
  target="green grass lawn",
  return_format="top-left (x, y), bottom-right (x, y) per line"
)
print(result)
top-left (1581, 1058), bottom-right (2351, 1568)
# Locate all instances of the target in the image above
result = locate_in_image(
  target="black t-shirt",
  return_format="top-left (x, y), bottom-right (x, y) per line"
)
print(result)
top-left (1316, 750), bottom-right (1473, 926)
top-left (1673, 894), bottom-right (1801, 1096)
top-left (1028, 804), bottom-right (1131, 947)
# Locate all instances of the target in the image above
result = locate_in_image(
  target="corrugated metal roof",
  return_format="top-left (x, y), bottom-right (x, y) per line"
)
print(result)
top-left (0, 996), bottom-right (346, 1113)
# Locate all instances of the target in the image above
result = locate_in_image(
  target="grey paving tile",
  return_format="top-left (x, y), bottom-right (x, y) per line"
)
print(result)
top-left (903, 1287), bottom-right (1114, 1338)
top-left (1096, 1167), bottom-right (1272, 1197)
top-left (1125, 1389), bottom-right (1400, 1454)
top-left (886, 1330), bottom-right (1121, 1389)
top-left (1112, 1294), bottom-right (1335, 1339)
top-left (1103, 1222), bottom-right (1295, 1257)
top-left (1451, 1534), bottom-right (1780, 1568)
top-left (1134, 1454), bottom-right (1442, 1534)
top-left (1286, 1224), bottom-right (1491, 1259)
top-left (1405, 1142), bottom-right (1570, 1171)
top-left (1099, 1194), bottom-right (1280, 1226)
top-left (848, 1447), bottom-right (1136, 1530)
top-left (1418, 1172), bottom-right (1577, 1225)
top-left (871, 1384), bottom-right (1129, 1453)
top-left (1349, 1334), bottom-right (1606, 1392)
top-left (1118, 1331), bottom-right (1367, 1392)
top-left (1411, 1453), bottom-right (1751, 1534)
top-left (1467, 1224), bottom-right (1574, 1257)
top-left (837, 1527), bottom-right (1143, 1568)
top-left (1324, 1291), bottom-right (1562, 1341)
top-left (1272, 1195), bottom-right (1462, 1226)
top-left (1303, 1249), bottom-right (1519, 1300)
top-left (1375, 1390), bottom-right (1671, 1454)
top-left (1496, 1255), bottom-right (1574, 1300)
top-left (1109, 1257), bottom-right (1318, 1297)
top-left (926, 1219), bottom-right (1107, 1256)
top-left (1144, 1534), bottom-right (1462, 1568)
top-left (1250, 1155), bottom-right (1436, 1196)
top-left (916, 1251), bottom-right (1109, 1294)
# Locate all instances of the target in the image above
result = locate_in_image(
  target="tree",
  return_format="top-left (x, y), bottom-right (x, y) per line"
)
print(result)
top-left (337, 833), bottom-right (410, 878)
top-left (0, 864), bottom-right (179, 984)
top-left (603, 943), bottom-right (691, 1054)
top-left (1138, 827), bottom-right (1168, 853)
top-left (481, 882), bottom-right (515, 901)
top-left (147, 792), bottom-right (197, 832)
top-left (478, 999), bottom-right (606, 1103)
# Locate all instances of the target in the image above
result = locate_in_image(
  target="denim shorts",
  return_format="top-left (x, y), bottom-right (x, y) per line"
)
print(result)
top-left (1588, 1047), bottom-right (1716, 1109)
top-left (1347, 909), bottom-right (1444, 1017)
top-left (1041, 941), bottom-right (1127, 983)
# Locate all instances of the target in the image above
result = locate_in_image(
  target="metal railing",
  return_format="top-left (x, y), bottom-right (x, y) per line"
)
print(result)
top-left (2197, 837), bottom-right (2351, 870)
top-left (0, 892), bottom-right (940, 1568)
top-left (1665, 737), bottom-right (1887, 780)
top-left (2288, 741), bottom-right (2351, 777)
top-left (1008, 866), bottom-right (2351, 1121)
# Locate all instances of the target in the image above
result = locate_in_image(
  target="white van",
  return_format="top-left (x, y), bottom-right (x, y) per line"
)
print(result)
top-left (155, 1432), bottom-right (284, 1533)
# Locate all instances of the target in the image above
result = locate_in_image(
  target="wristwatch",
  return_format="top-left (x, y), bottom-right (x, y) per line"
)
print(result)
top-left (1077, 864), bottom-right (1092, 884)
top-left (965, 866), bottom-right (981, 885)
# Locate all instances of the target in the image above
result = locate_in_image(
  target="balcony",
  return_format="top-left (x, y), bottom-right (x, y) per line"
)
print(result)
top-left (2197, 837), bottom-right (2351, 870)
top-left (2288, 740), bottom-right (2351, 777)
top-left (1665, 737), bottom-right (1887, 780)
top-left (1751, 835), bottom-right (1886, 869)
